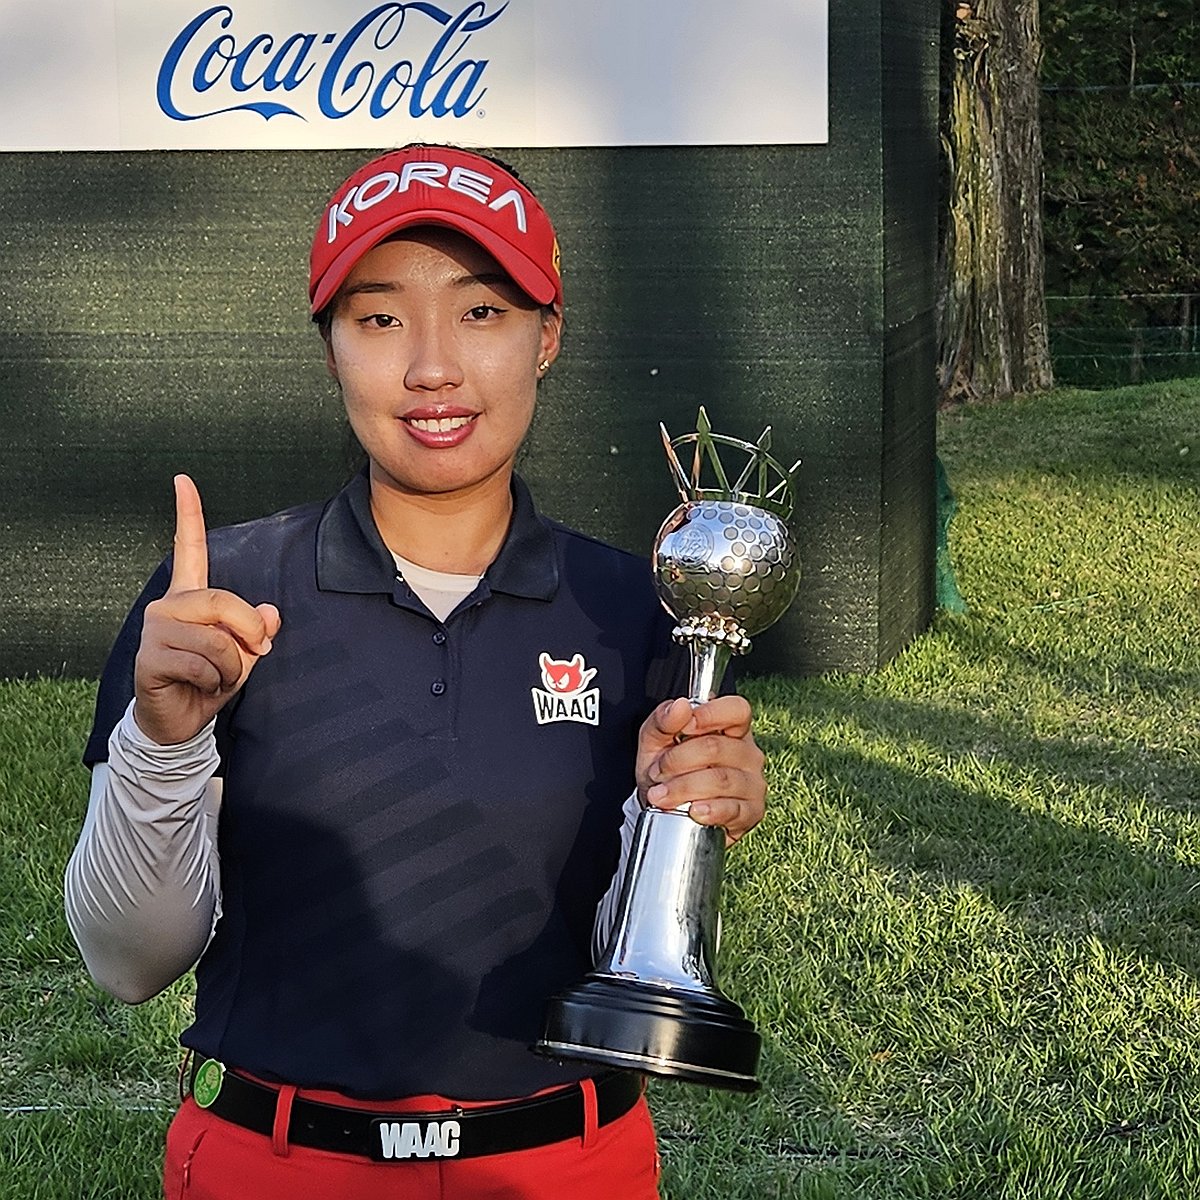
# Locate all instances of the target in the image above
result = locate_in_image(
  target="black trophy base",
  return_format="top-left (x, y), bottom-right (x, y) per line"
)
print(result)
top-left (534, 976), bottom-right (761, 1092)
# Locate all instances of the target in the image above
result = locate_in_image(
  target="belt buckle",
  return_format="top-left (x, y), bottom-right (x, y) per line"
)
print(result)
top-left (191, 1059), bottom-right (226, 1109)
top-left (370, 1115), bottom-right (463, 1162)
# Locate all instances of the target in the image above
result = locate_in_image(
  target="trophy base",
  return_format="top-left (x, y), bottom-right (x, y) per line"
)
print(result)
top-left (535, 976), bottom-right (760, 1092)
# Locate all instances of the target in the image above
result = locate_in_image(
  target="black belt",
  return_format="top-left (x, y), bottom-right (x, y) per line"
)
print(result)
top-left (186, 1056), bottom-right (641, 1162)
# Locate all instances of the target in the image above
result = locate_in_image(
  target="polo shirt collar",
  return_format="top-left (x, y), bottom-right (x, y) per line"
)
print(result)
top-left (315, 469), bottom-right (559, 601)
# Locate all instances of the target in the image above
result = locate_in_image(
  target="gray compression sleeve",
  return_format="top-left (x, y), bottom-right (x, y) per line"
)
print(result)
top-left (64, 700), bottom-right (222, 1003)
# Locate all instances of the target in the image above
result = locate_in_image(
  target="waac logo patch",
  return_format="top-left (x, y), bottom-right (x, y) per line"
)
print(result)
top-left (532, 653), bottom-right (601, 726)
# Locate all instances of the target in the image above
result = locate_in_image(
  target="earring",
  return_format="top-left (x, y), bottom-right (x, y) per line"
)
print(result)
top-left (538, 359), bottom-right (551, 373)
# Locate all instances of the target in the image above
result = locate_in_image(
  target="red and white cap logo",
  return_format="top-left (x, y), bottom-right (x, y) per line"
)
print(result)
top-left (309, 145), bottom-right (562, 314)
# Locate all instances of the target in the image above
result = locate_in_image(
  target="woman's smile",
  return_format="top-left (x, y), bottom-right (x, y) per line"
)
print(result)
top-left (401, 406), bottom-right (480, 446)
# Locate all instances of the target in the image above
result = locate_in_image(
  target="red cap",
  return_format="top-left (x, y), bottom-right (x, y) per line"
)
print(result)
top-left (309, 146), bottom-right (562, 314)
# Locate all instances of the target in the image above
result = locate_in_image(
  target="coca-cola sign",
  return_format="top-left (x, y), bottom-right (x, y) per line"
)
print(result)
top-left (156, 3), bottom-right (503, 125)
top-left (0, 0), bottom-right (828, 149)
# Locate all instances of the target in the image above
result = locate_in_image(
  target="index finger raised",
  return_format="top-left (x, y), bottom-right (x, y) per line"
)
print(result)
top-left (169, 474), bottom-right (209, 593)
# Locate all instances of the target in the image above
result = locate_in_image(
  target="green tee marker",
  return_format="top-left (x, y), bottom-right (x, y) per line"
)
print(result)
top-left (192, 1059), bottom-right (225, 1109)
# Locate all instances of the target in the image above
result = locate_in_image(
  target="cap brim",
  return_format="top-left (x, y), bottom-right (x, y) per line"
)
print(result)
top-left (311, 209), bottom-right (559, 314)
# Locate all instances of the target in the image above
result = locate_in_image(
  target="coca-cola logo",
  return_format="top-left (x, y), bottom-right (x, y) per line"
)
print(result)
top-left (156, 2), bottom-right (506, 124)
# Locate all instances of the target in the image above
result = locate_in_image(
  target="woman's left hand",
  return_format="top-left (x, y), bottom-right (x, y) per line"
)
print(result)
top-left (635, 696), bottom-right (766, 845)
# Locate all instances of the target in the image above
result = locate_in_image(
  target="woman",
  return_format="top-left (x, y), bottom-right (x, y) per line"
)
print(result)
top-left (66, 144), bottom-right (766, 1199)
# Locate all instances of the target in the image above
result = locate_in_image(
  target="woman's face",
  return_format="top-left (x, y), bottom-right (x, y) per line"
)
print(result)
top-left (325, 228), bottom-right (561, 503)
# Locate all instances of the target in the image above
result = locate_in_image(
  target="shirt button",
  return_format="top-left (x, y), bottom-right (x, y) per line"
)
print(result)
top-left (432, 631), bottom-right (447, 645)
top-left (431, 680), bottom-right (446, 696)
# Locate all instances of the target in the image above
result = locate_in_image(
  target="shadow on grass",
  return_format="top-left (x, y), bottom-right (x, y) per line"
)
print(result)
top-left (749, 647), bottom-right (1200, 980)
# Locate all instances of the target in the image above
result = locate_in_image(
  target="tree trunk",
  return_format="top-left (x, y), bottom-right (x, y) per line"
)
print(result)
top-left (939, 0), bottom-right (1054, 403)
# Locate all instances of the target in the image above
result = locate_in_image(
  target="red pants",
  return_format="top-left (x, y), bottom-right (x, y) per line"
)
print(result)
top-left (163, 1078), bottom-right (661, 1199)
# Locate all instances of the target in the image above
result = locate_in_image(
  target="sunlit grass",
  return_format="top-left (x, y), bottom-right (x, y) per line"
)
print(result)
top-left (2, 378), bottom-right (1199, 1197)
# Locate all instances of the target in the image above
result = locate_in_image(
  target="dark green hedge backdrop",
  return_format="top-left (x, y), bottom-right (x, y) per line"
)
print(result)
top-left (0, 1), bottom-right (938, 680)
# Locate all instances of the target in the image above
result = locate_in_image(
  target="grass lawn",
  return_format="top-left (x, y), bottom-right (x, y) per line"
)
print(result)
top-left (3, 378), bottom-right (1199, 1198)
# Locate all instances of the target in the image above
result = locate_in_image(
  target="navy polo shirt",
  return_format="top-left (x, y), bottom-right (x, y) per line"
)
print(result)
top-left (86, 471), bottom-right (691, 1100)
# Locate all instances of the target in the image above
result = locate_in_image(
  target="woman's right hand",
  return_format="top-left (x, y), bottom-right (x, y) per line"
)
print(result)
top-left (133, 475), bottom-right (281, 746)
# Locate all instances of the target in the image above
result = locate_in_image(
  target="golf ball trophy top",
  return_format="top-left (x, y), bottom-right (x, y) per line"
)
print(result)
top-left (536, 408), bottom-right (801, 1091)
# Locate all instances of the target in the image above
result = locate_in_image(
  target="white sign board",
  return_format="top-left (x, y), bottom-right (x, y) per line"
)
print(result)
top-left (0, 1), bottom-right (827, 150)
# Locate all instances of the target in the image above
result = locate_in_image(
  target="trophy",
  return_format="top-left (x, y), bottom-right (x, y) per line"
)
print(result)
top-left (536, 408), bottom-right (801, 1091)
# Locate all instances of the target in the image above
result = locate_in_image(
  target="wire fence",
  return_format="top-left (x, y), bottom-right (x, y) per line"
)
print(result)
top-left (1046, 293), bottom-right (1200, 387)
top-left (1041, 81), bottom-right (1200, 93)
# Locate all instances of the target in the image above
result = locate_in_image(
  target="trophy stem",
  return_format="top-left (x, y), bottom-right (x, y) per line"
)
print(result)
top-left (594, 807), bottom-right (724, 990)
top-left (687, 641), bottom-right (732, 706)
